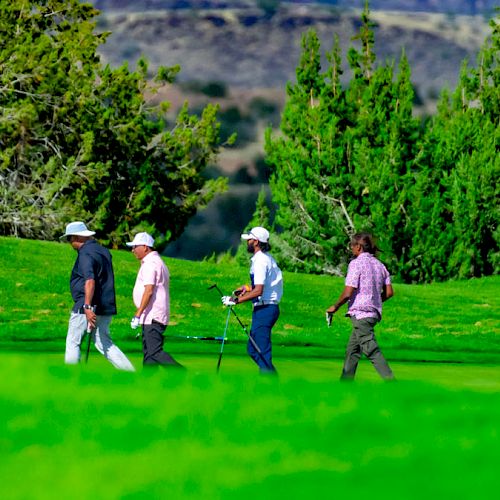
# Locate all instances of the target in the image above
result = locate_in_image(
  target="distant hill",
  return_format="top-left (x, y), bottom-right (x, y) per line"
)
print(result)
top-left (93, 2), bottom-right (491, 100)
top-left (91, 0), bottom-right (497, 16)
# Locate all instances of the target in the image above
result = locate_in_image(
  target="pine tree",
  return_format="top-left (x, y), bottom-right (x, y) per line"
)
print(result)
top-left (0, 0), bottom-right (227, 248)
top-left (265, 3), bottom-right (421, 277)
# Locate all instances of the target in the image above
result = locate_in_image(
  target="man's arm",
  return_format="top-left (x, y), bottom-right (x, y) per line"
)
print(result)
top-left (84, 278), bottom-right (96, 328)
top-left (134, 284), bottom-right (155, 318)
top-left (382, 284), bottom-right (394, 302)
top-left (326, 286), bottom-right (356, 314)
top-left (235, 284), bottom-right (264, 304)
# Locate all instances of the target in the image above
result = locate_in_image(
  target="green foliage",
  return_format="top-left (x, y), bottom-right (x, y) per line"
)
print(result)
top-left (0, 0), bottom-right (227, 249)
top-left (407, 14), bottom-right (500, 281)
top-left (265, 3), bottom-right (499, 282)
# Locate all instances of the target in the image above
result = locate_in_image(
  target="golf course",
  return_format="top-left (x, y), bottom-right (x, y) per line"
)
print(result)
top-left (0, 236), bottom-right (499, 498)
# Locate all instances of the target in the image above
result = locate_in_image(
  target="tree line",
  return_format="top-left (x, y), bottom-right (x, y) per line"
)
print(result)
top-left (0, 1), bottom-right (498, 283)
top-left (263, 3), bottom-right (499, 282)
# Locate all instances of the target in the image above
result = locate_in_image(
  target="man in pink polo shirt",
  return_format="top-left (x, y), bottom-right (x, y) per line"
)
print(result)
top-left (127, 232), bottom-right (183, 368)
top-left (326, 232), bottom-right (395, 380)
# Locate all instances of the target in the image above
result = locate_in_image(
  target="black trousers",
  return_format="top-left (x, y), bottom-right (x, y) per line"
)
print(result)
top-left (142, 321), bottom-right (183, 367)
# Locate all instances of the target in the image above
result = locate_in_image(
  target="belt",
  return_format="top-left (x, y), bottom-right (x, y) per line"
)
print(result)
top-left (253, 300), bottom-right (279, 308)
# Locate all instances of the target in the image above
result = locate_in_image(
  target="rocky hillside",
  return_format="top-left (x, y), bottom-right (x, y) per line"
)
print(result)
top-left (91, 0), bottom-right (497, 16)
top-left (94, 3), bottom-right (491, 101)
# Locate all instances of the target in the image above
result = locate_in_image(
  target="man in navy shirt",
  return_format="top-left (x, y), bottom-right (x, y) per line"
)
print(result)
top-left (61, 221), bottom-right (134, 371)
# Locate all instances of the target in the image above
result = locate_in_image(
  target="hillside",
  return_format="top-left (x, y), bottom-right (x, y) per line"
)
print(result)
top-left (94, 3), bottom-right (491, 100)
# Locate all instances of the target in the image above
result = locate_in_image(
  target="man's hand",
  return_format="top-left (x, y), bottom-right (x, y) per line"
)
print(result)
top-left (221, 296), bottom-right (237, 307)
top-left (130, 316), bottom-right (140, 329)
top-left (84, 307), bottom-right (96, 329)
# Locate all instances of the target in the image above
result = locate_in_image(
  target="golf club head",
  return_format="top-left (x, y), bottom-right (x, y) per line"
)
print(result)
top-left (326, 312), bottom-right (333, 328)
top-left (207, 284), bottom-right (217, 290)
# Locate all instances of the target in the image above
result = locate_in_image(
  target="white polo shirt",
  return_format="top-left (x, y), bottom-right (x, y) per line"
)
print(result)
top-left (250, 251), bottom-right (283, 303)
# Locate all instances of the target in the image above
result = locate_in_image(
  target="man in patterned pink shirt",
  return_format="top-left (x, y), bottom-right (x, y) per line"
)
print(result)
top-left (326, 233), bottom-right (394, 380)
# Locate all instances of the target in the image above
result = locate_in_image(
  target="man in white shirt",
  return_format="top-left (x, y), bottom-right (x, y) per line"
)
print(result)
top-left (222, 227), bottom-right (283, 373)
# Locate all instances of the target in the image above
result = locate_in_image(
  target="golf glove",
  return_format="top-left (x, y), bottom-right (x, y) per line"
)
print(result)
top-left (221, 296), bottom-right (236, 307)
top-left (130, 316), bottom-right (141, 329)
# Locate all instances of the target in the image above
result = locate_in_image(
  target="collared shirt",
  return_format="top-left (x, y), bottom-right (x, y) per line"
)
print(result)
top-left (250, 251), bottom-right (283, 303)
top-left (133, 251), bottom-right (169, 325)
top-left (345, 252), bottom-right (391, 320)
top-left (70, 239), bottom-right (117, 315)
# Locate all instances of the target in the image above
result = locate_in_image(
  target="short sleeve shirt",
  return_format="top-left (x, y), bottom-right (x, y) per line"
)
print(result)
top-left (250, 251), bottom-right (283, 303)
top-left (133, 251), bottom-right (169, 325)
top-left (345, 252), bottom-right (391, 320)
top-left (70, 239), bottom-right (117, 315)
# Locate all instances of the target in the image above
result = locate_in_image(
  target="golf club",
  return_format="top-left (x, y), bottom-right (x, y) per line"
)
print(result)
top-left (326, 312), bottom-right (333, 328)
top-left (216, 306), bottom-right (232, 373)
top-left (84, 306), bottom-right (96, 364)
top-left (171, 335), bottom-right (225, 341)
top-left (208, 283), bottom-right (273, 371)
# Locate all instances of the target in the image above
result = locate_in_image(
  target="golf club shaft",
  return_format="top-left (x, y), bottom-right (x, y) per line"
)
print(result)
top-left (216, 306), bottom-right (232, 373)
top-left (172, 335), bottom-right (224, 341)
top-left (85, 325), bottom-right (93, 363)
top-left (208, 283), bottom-right (273, 371)
top-left (84, 306), bottom-right (96, 364)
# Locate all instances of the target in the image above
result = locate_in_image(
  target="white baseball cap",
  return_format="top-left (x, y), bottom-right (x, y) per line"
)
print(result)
top-left (241, 226), bottom-right (270, 243)
top-left (60, 221), bottom-right (95, 239)
top-left (126, 232), bottom-right (155, 248)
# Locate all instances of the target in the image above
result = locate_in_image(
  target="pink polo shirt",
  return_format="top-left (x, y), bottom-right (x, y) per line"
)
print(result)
top-left (345, 252), bottom-right (391, 320)
top-left (133, 251), bottom-right (170, 325)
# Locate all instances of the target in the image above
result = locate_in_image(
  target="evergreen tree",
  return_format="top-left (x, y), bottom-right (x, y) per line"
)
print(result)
top-left (0, 0), bottom-right (227, 248)
top-left (409, 13), bottom-right (500, 280)
top-left (265, 2), bottom-right (421, 277)
top-left (264, 3), bottom-right (498, 282)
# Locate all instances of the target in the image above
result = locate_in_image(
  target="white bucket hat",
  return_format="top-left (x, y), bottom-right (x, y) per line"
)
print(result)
top-left (60, 221), bottom-right (95, 239)
top-left (241, 226), bottom-right (270, 243)
top-left (126, 232), bottom-right (155, 248)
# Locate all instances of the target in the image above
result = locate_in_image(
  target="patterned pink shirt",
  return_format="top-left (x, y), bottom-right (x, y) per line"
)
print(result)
top-left (133, 251), bottom-right (169, 325)
top-left (345, 252), bottom-right (391, 320)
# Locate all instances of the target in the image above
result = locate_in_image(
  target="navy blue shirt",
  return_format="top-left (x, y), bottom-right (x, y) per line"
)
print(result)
top-left (70, 239), bottom-right (117, 315)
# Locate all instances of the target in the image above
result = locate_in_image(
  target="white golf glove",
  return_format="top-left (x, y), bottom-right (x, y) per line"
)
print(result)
top-left (221, 296), bottom-right (236, 307)
top-left (130, 316), bottom-right (141, 329)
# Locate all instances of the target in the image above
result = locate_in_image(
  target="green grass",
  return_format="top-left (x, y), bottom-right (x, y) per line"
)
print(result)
top-left (0, 236), bottom-right (499, 363)
top-left (1, 236), bottom-right (499, 498)
top-left (0, 353), bottom-right (499, 499)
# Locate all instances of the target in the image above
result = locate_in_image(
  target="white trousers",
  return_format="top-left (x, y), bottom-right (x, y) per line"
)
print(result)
top-left (65, 312), bottom-right (135, 372)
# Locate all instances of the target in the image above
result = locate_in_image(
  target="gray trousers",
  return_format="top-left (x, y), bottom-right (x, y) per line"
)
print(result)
top-left (341, 316), bottom-right (394, 380)
top-left (65, 312), bottom-right (135, 372)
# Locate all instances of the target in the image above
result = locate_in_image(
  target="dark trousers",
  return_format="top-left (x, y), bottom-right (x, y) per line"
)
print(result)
top-left (142, 321), bottom-right (183, 367)
top-left (341, 316), bottom-right (394, 380)
top-left (248, 304), bottom-right (279, 373)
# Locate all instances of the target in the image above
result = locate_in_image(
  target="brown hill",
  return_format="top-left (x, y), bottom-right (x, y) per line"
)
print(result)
top-left (96, 4), bottom-right (490, 100)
